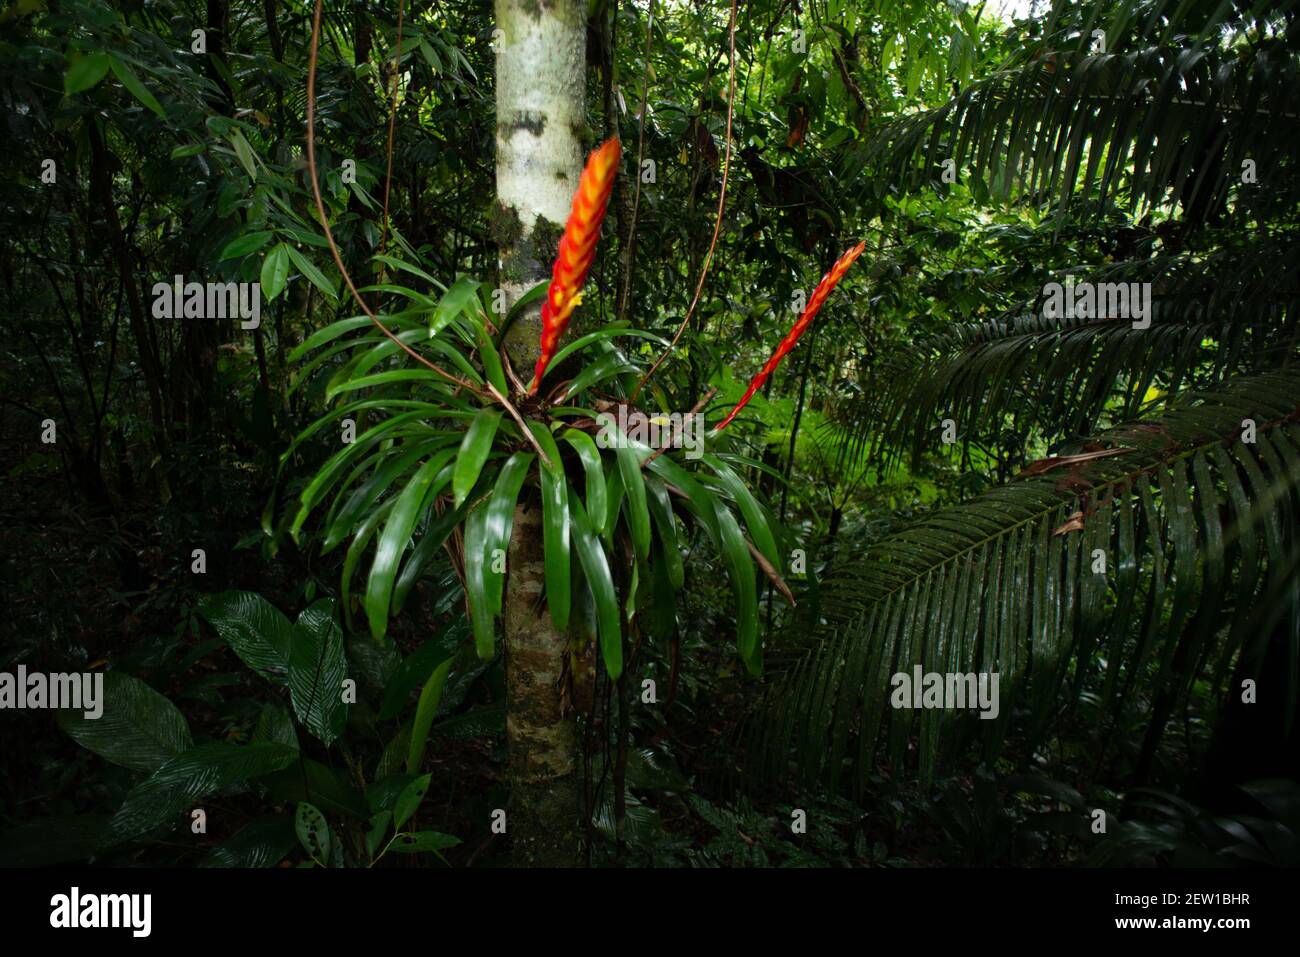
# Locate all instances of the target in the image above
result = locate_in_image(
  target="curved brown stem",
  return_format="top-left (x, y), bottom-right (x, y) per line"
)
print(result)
top-left (632, 0), bottom-right (737, 400)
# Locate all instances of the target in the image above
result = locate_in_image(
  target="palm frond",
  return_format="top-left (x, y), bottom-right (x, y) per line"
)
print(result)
top-left (747, 369), bottom-right (1300, 791)
top-left (850, 0), bottom-right (1300, 224)
top-left (867, 240), bottom-right (1300, 466)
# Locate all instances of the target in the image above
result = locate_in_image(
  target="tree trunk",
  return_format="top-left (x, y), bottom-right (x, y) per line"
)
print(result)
top-left (502, 502), bottom-right (581, 866)
top-left (493, 0), bottom-right (586, 867)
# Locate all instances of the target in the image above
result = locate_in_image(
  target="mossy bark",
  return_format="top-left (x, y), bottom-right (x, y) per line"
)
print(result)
top-left (494, 0), bottom-right (585, 867)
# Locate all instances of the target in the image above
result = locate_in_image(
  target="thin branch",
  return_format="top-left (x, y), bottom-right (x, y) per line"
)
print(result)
top-left (306, 0), bottom-right (549, 468)
top-left (642, 387), bottom-right (715, 467)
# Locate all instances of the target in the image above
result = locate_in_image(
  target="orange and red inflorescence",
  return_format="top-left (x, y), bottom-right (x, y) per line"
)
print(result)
top-left (715, 240), bottom-right (867, 431)
top-left (530, 137), bottom-right (622, 393)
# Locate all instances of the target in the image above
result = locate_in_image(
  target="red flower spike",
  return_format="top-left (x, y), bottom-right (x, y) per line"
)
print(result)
top-left (715, 240), bottom-right (867, 432)
top-left (530, 137), bottom-right (622, 393)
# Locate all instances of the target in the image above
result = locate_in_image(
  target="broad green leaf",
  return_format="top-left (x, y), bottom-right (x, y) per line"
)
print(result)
top-left (393, 773), bottom-right (432, 829)
top-left (200, 815), bottom-right (297, 868)
top-left (387, 830), bottom-right (461, 856)
top-left (221, 231), bottom-right (274, 261)
top-left (295, 802), bottom-right (330, 865)
top-left (261, 243), bottom-right (290, 301)
top-left (64, 53), bottom-right (110, 94)
top-left (228, 129), bottom-right (258, 179)
top-left (198, 591), bottom-right (293, 682)
top-left (56, 672), bottom-right (192, 772)
top-left (103, 742), bottom-right (298, 846)
top-left (288, 600), bottom-right (349, 747)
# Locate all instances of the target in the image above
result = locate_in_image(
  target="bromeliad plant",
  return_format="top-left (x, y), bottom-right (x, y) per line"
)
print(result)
top-left (273, 136), bottom-right (865, 680)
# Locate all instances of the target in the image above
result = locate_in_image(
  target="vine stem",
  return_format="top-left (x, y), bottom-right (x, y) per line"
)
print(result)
top-left (632, 0), bottom-right (738, 400)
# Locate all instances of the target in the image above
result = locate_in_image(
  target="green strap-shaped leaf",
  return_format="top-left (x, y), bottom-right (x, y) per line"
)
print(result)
top-left (453, 408), bottom-right (503, 507)
top-left (714, 499), bottom-right (760, 674)
top-left (406, 660), bottom-right (453, 774)
top-left (483, 451), bottom-right (535, 618)
top-left (463, 497), bottom-right (496, 659)
top-left (644, 476), bottom-right (685, 590)
top-left (616, 444), bottom-right (651, 563)
top-left (704, 455), bottom-right (781, 570)
top-left (109, 55), bottom-right (166, 118)
top-left (391, 504), bottom-right (465, 616)
top-left (326, 368), bottom-right (458, 402)
top-left (602, 458), bottom-right (625, 549)
top-left (646, 454), bottom-right (721, 544)
top-left (366, 452), bottom-right (455, 640)
top-left (323, 444), bottom-right (425, 553)
top-left (570, 493), bottom-right (623, 679)
top-left (477, 326), bottom-right (509, 396)
top-left (292, 411), bottom-right (451, 540)
top-left (290, 316), bottom-right (375, 361)
top-left (558, 350), bottom-right (636, 400)
top-left (562, 429), bottom-right (607, 534)
top-left (547, 325), bottom-right (669, 371)
top-left (343, 499), bottom-right (393, 621)
top-left (527, 421), bottom-right (571, 631)
top-left (432, 276), bottom-right (481, 331)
